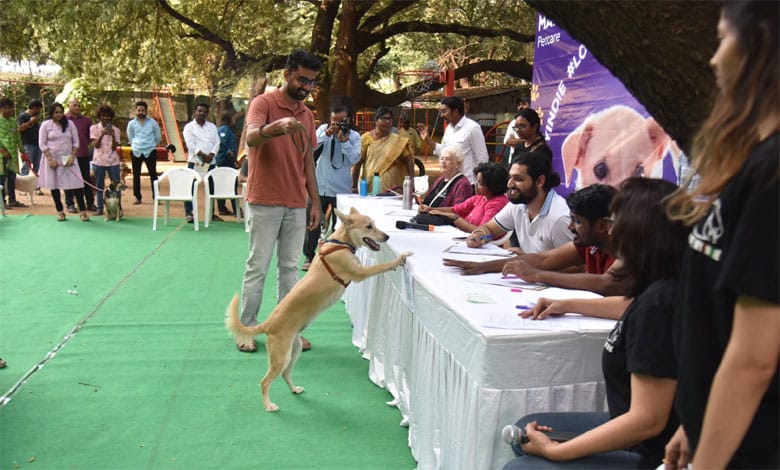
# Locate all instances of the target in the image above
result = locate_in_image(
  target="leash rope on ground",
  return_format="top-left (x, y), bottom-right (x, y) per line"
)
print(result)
top-left (0, 223), bottom-right (185, 407)
top-left (66, 164), bottom-right (102, 192)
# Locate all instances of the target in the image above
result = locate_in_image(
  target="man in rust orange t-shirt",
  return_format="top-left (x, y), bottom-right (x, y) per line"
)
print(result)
top-left (236, 49), bottom-right (322, 353)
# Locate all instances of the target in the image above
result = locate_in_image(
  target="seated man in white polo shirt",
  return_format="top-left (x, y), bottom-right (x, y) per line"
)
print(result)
top-left (444, 152), bottom-right (573, 271)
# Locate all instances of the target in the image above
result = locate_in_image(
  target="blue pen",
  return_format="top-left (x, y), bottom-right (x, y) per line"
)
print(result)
top-left (515, 303), bottom-right (536, 309)
top-left (480, 234), bottom-right (493, 241)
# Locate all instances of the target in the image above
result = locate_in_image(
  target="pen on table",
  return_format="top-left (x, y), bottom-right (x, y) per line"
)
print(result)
top-left (515, 303), bottom-right (536, 310)
top-left (510, 288), bottom-right (523, 293)
top-left (502, 274), bottom-right (517, 279)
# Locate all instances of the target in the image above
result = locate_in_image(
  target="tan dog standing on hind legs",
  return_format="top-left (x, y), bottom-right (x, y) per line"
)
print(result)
top-left (226, 207), bottom-right (412, 412)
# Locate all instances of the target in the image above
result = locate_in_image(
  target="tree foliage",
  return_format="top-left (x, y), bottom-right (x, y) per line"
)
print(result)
top-left (1, 0), bottom-right (537, 116)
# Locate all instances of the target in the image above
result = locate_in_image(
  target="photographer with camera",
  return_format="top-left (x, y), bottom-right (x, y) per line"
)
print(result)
top-left (301, 105), bottom-right (362, 271)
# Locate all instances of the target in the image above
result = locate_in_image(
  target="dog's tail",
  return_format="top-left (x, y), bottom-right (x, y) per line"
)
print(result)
top-left (225, 293), bottom-right (267, 345)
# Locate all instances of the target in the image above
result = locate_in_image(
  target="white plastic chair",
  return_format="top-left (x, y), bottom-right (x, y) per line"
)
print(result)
top-left (204, 167), bottom-right (243, 228)
top-left (153, 167), bottom-right (202, 231)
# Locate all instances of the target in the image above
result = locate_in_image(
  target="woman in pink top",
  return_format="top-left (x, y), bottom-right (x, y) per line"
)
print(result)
top-left (38, 102), bottom-right (88, 221)
top-left (89, 104), bottom-right (121, 216)
top-left (429, 161), bottom-right (509, 233)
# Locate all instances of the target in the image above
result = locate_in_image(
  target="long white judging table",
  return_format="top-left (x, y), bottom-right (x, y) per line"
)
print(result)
top-left (336, 195), bottom-right (615, 470)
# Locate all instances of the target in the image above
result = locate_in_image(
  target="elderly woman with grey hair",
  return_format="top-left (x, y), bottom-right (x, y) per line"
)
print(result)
top-left (417, 146), bottom-right (473, 212)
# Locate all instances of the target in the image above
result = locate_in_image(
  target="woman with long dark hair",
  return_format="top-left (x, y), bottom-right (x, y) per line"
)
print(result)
top-left (663, 2), bottom-right (779, 468)
top-left (38, 102), bottom-right (89, 221)
top-left (504, 178), bottom-right (688, 469)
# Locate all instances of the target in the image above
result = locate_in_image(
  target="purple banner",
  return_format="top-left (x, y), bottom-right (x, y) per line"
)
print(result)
top-left (532, 14), bottom-right (681, 195)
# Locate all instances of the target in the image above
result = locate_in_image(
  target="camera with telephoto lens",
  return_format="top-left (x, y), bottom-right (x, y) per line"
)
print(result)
top-left (338, 117), bottom-right (351, 134)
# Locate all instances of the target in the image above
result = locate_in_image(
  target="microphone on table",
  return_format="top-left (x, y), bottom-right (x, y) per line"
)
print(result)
top-left (396, 220), bottom-right (434, 232)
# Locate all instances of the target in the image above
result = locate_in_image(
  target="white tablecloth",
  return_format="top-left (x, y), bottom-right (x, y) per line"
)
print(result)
top-left (336, 195), bottom-right (615, 470)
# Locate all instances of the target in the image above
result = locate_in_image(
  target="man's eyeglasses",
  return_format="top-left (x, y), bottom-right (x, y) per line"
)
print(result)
top-left (292, 72), bottom-right (317, 87)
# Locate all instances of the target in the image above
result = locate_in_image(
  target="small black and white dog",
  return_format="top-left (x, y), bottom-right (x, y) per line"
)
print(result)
top-left (104, 180), bottom-right (127, 222)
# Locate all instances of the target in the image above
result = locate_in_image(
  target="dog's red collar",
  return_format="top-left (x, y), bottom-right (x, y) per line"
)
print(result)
top-left (317, 241), bottom-right (355, 288)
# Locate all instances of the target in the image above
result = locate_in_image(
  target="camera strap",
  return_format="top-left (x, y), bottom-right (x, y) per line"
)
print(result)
top-left (329, 136), bottom-right (345, 169)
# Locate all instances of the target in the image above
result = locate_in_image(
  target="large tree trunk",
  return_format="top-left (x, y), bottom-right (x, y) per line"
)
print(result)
top-left (310, 0), bottom-right (341, 121)
top-left (526, 1), bottom-right (721, 151)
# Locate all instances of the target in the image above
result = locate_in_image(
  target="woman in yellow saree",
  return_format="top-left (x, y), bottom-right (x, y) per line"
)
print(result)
top-left (352, 107), bottom-right (414, 193)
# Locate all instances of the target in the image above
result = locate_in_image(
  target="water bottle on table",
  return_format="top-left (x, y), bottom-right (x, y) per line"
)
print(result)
top-left (372, 172), bottom-right (380, 196)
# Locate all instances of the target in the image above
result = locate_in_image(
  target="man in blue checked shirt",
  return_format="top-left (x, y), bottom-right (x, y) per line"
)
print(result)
top-left (301, 105), bottom-right (361, 270)
top-left (127, 101), bottom-right (162, 205)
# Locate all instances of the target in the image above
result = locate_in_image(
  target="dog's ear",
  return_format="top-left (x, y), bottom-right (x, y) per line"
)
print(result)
top-left (561, 123), bottom-right (593, 187)
top-left (334, 208), bottom-right (350, 225)
top-left (641, 117), bottom-right (671, 173)
top-left (348, 206), bottom-right (360, 216)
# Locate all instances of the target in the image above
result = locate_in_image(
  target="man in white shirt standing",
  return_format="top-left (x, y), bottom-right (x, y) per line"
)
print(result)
top-left (417, 96), bottom-right (489, 185)
top-left (182, 102), bottom-right (220, 223)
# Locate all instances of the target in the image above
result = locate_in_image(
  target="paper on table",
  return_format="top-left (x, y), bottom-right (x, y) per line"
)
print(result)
top-left (386, 209), bottom-right (418, 217)
top-left (478, 311), bottom-right (616, 331)
top-left (444, 241), bottom-right (514, 257)
top-left (462, 272), bottom-right (547, 290)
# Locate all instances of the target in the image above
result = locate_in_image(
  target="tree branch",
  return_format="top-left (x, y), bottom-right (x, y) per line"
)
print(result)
top-left (359, 58), bottom-right (533, 107)
top-left (359, 0), bottom-right (421, 33)
top-left (156, 0), bottom-right (246, 72)
top-left (356, 20), bottom-right (534, 54)
top-left (360, 45), bottom-right (391, 82)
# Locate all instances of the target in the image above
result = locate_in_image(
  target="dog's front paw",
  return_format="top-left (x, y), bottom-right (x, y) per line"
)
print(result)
top-left (264, 402), bottom-right (280, 412)
top-left (397, 251), bottom-right (413, 266)
top-left (291, 386), bottom-right (305, 394)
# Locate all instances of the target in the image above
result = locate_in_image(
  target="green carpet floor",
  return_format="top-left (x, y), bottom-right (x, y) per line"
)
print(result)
top-left (0, 214), bottom-right (415, 469)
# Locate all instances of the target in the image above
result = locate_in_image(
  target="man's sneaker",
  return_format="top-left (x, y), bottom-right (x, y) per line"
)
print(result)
top-left (66, 204), bottom-right (78, 213)
top-left (133, 198), bottom-right (142, 205)
top-left (301, 258), bottom-right (312, 271)
top-left (8, 201), bottom-right (26, 208)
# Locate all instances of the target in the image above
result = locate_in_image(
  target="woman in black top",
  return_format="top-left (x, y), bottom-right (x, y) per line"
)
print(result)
top-left (510, 108), bottom-right (553, 164)
top-left (504, 178), bottom-right (688, 469)
top-left (664, 2), bottom-right (779, 468)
